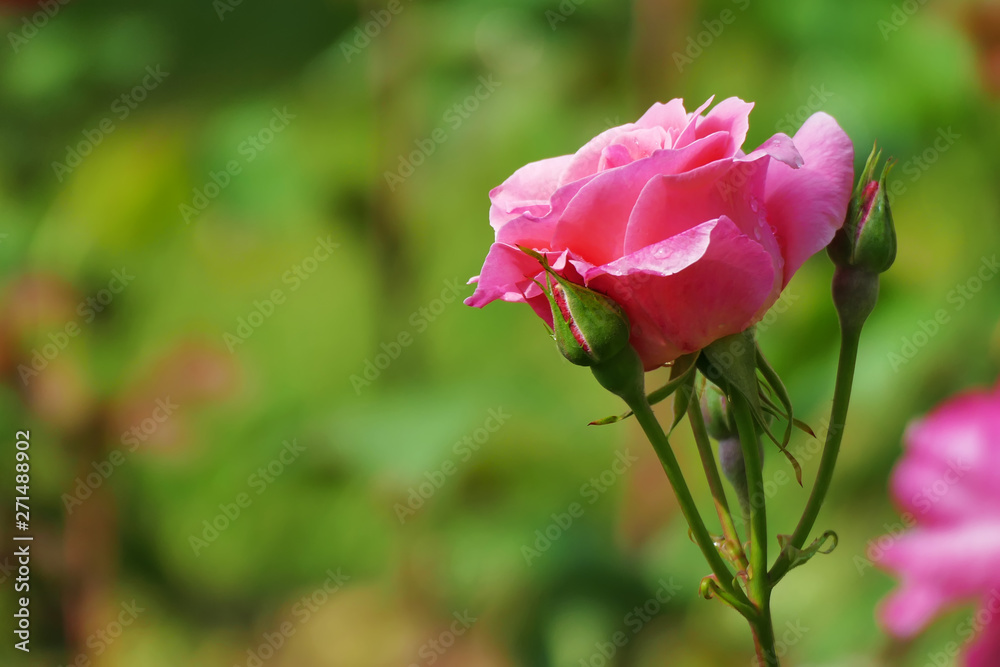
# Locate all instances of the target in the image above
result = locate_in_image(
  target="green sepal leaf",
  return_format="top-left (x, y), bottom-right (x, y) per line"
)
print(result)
top-left (776, 530), bottom-right (838, 574)
top-left (755, 343), bottom-right (804, 485)
top-left (669, 366), bottom-right (697, 436)
top-left (588, 353), bottom-right (699, 426)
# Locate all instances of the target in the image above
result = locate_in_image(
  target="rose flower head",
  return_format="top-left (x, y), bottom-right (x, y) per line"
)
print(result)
top-left (466, 96), bottom-right (854, 370)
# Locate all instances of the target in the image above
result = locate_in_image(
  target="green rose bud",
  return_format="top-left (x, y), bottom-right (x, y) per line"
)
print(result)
top-left (828, 144), bottom-right (897, 274)
top-left (543, 273), bottom-right (631, 367)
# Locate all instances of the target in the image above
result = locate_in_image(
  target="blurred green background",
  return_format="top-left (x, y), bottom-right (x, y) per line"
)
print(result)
top-left (0, 0), bottom-right (998, 665)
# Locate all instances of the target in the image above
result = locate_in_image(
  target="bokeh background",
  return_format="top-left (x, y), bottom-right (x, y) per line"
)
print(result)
top-left (1, 0), bottom-right (999, 665)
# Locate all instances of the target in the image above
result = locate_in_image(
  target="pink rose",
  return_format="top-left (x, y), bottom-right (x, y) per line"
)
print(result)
top-left (877, 381), bottom-right (1000, 665)
top-left (465, 96), bottom-right (854, 369)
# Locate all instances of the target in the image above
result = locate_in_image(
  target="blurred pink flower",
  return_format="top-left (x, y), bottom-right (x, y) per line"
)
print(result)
top-left (465, 97), bottom-right (854, 369)
top-left (878, 381), bottom-right (1000, 665)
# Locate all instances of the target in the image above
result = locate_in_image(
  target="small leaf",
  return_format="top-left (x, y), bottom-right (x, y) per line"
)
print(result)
top-left (792, 418), bottom-right (816, 438)
top-left (776, 530), bottom-right (839, 573)
top-left (589, 413), bottom-right (628, 426)
top-left (669, 372), bottom-right (697, 435)
top-left (517, 245), bottom-right (549, 266)
top-left (699, 576), bottom-right (720, 601)
top-left (755, 343), bottom-right (804, 486)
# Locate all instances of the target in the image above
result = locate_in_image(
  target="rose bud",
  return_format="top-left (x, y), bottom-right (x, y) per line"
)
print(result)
top-left (702, 385), bottom-right (736, 441)
top-left (543, 273), bottom-right (631, 367)
top-left (827, 145), bottom-right (897, 332)
top-left (828, 144), bottom-right (897, 275)
top-left (701, 383), bottom-right (764, 515)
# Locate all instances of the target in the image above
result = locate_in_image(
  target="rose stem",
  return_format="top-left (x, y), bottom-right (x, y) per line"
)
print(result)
top-left (731, 393), bottom-right (778, 666)
top-left (627, 395), bottom-right (755, 616)
top-left (686, 388), bottom-right (748, 571)
top-left (768, 322), bottom-right (862, 584)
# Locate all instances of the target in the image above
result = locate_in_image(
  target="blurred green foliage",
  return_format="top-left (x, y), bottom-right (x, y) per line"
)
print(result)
top-left (0, 0), bottom-right (998, 665)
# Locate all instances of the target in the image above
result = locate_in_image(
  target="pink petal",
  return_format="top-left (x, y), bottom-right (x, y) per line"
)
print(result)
top-left (878, 582), bottom-right (951, 638)
top-left (489, 154), bottom-right (576, 230)
top-left (559, 123), bottom-right (639, 185)
top-left (597, 127), bottom-right (671, 170)
top-left (877, 522), bottom-right (1000, 637)
top-left (742, 132), bottom-right (803, 168)
top-left (891, 388), bottom-right (1000, 524)
top-left (465, 243), bottom-right (540, 308)
top-left (621, 155), bottom-right (784, 308)
top-left (584, 216), bottom-right (776, 369)
top-left (691, 97), bottom-right (755, 156)
top-left (634, 98), bottom-right (689, 140)
top-left (673, 96), bottom-right (716, 147)
top-left (465, 244), bottom-right (592, 331)
top-left (763, 112), bottom-right (854, 284)
top-left (620, 159), bottom-right (734, 254)
top-left (552, 132), bottom-right (731, 266)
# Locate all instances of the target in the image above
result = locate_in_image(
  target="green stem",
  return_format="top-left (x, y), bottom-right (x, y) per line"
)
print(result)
top-left (627, 396), bottom-right (754, 615)
top-left (731, 393), bottom-right (777, 665)
top-left (769, 323), bottom-right (862, 584)
top-left (749, 605), bottom-right (778, 667)
top-left (686, 391), bottom-right (748, 571)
